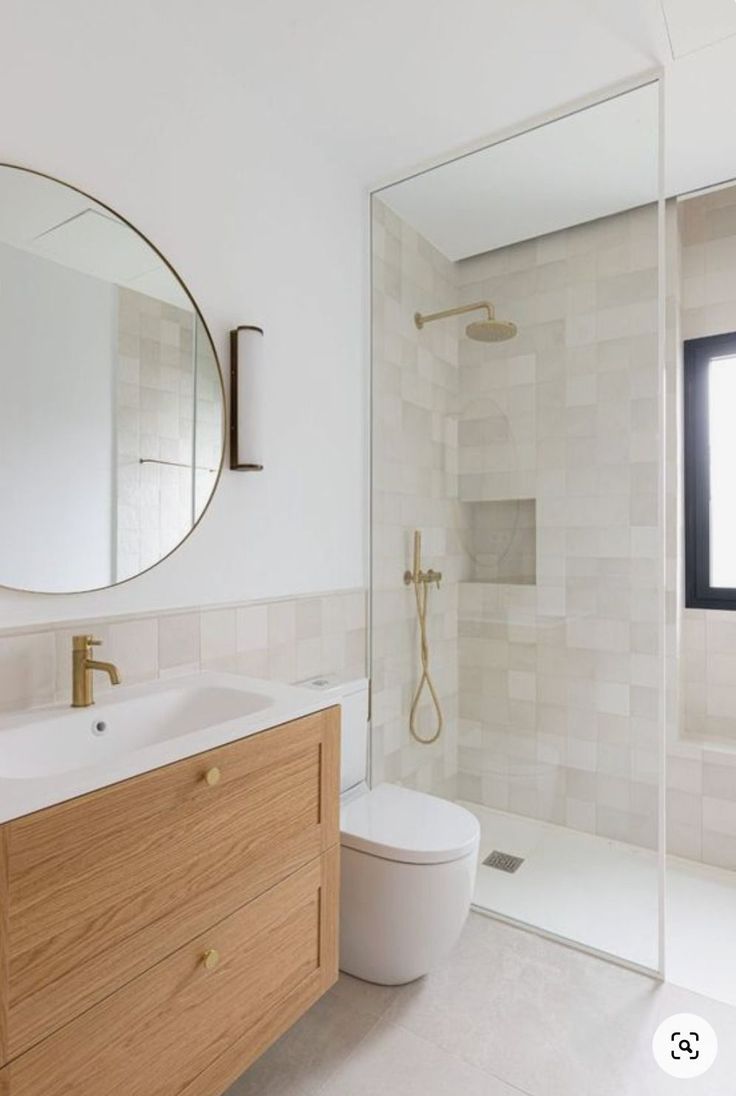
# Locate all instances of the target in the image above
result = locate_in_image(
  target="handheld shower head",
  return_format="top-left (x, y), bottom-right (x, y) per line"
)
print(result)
top-left (414, 300), bottom-right (517, 343)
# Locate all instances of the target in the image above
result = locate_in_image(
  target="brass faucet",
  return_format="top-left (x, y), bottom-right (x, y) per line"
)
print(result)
top-left (71, 635), bottom-right (121, 707)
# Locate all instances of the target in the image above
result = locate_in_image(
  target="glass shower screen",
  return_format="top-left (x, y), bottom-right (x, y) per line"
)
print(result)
top-left (370, 79), bottom-right (665, 972)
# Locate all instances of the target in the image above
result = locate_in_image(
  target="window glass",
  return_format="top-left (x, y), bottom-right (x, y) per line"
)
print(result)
top-left (708, 355), bottom-right (736, 588)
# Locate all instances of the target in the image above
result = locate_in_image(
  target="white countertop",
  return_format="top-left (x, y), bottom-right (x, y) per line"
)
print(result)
top-left (0, 671), bottom-right (338, 824)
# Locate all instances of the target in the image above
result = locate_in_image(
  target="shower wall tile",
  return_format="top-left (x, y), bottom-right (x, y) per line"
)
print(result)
top-left (452, 205), bottom-right (662, 850)
top-left (374, 184), bottom-right (736, 870)
top-left (371, 198), bottom-right (461, 794)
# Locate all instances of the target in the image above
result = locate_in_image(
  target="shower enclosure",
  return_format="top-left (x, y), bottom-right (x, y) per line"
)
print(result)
top-left (372, 72), bottom-right (736, 1005)
top-left (371, 77), bottom-right (668, 979)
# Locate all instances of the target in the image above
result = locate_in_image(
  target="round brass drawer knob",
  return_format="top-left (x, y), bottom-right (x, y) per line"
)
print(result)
top-left (202, 948), bottom-right (220, 971)
top-left (204, 766), bottom-right (221, 787)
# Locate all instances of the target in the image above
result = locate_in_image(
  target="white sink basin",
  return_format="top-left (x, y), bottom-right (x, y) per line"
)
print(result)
top-left (0, 672), bottom-right (335, 822)
top-left (0, 684), bottom-right (272, 780)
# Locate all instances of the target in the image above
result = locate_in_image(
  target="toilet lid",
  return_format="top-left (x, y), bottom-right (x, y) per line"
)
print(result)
top-left (340, 783), bottom-right (480, 865)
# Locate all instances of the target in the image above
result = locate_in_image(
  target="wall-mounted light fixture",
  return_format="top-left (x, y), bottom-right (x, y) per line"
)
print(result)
top-left (230, 325), bottom-right (265, 471)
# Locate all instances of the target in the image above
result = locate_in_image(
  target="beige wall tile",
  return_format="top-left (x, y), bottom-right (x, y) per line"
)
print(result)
top-left (0, 632), bottom-right (55, 712)
top-left (101, 618), bottom-right (159, 691)
top-left (236, 604), bottom-right (268, 652)
top-left (201, 608), bottom-right (237, 662)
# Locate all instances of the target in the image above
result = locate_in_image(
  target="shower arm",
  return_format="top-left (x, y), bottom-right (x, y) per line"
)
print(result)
top-left (414, 300), bottom-right (494, 330)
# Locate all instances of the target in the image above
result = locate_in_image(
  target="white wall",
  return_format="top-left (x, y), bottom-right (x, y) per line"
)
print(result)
top-left (0, 242), bottom-right (114, 592)
top-left (0, 2), bottom-right (368, 627)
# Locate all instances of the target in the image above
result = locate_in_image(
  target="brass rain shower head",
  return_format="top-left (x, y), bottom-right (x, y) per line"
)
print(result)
top-left (414, 300), bottom-right (517, 343)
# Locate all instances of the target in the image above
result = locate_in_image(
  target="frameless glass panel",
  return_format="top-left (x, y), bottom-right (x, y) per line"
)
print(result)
top-left (371, 81), bottom-right (663, 973)
top-left (669, 187), bottom-right (736, 1007)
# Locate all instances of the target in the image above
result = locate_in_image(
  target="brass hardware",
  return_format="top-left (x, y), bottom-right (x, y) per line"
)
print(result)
top-left (403, 531), bottom-right (442, 590)
top-left (414, 299), bottom-right (517, 343)
top-left (414, 301), bottom-right (496, 329)
top-left (204, 766), bottom-right (222, 787)
top-left (404, 531), bottom-right (444, 745)
top-left (202, 948), bottom-right (220, 971)
top-left (403, 568), bottom-right (442, 589)
top-left (71, 635), bottom-right (121, 708)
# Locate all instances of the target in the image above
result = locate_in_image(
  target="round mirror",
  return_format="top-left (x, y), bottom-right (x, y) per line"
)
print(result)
top-left (0, 164), bottom-right (225, 594)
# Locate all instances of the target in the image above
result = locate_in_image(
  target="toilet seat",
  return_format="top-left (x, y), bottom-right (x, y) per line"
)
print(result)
top-left (340, 783), bottom-right (480, 865)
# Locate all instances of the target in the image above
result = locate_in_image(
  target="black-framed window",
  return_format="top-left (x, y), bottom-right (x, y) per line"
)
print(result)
top-left (685, 332), bottom-right (736, 610)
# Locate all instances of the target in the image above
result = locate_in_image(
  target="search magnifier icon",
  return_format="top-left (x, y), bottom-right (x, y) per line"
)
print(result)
top-left (653, 1014), bottom-right (716, 1077)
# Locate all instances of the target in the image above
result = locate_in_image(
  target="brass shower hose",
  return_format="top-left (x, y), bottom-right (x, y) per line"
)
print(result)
top-left (408, 560), bottom-right (444, 746)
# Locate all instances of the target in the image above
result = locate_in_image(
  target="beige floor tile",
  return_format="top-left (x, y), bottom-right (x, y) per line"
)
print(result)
top-left (386, 914), bottom-right (736, 1096)
top-left (227, 914), bottom-right (736, 1096)
top-left (318, 1018), bottom-right (526, 1096)
top-left (224, 976), bottom-right (386, 1096)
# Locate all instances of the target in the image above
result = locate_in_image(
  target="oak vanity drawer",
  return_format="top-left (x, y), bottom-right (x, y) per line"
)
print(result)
top-left (0, 849), bottom-right (338, 1096)
top-left (0, 705), bottom-right (339, 1062)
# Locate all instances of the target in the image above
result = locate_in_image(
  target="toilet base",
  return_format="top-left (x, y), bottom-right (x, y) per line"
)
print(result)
top-left (339, 842), bottom-right (478, 985)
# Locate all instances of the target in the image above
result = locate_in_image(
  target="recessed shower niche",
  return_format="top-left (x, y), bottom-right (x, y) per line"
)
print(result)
top-left (461, 498), bottom-right (536, 585)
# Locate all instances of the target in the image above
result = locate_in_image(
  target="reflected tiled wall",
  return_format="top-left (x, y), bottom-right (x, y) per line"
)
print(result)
top-left (0, 589), bottom-right (366, 712)
top-left (116, 289), bottom-right (196, 581)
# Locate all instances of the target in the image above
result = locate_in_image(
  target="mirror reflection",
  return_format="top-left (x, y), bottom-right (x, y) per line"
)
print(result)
top-left (0, 166), bottom-right (224, 593)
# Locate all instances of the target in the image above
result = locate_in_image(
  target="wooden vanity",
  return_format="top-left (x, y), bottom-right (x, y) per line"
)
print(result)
top-left (0, 705), bottom-right (340, 1096)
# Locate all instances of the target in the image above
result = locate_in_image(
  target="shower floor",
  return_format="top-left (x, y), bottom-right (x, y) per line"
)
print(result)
top-left (459, 799), bottom-right (736, 1007)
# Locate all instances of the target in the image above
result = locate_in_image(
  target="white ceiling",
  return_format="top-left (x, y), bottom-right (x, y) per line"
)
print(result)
top-left (660, 0), bottom-right (736, 57)
top-left (0, 167), bottom-right (191, 309)
top-left (5, 1), bottom-right (736, 252)
top-left (380, 84), bottom-right (660, 261)
top-left (192, 0), bottom-right (736, 196)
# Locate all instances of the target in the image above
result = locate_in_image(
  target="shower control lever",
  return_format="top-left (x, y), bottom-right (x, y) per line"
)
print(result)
top-left (404, 530), bottom-right (442, 589)
top-left (404, 567), bottom-right (442, 589)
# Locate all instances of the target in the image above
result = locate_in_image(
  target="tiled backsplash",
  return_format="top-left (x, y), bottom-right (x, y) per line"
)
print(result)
top-left (0, 589), bottom-right (367, 712)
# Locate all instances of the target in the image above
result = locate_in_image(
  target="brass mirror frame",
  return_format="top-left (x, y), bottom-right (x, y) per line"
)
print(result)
top-left (0, 162), bottom-right (226, 596)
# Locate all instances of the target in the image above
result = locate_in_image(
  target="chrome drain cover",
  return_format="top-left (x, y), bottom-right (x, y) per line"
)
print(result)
top-left (483, 850), bottom-right (524, 873)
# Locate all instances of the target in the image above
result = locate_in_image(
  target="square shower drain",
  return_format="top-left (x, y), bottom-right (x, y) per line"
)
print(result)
top-left (483, 850), bottom-right (525, 873)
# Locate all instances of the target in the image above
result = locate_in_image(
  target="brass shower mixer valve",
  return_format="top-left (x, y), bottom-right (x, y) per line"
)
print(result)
top-left (404, 567), bottom-right (442, 589)
top-left (404, 530), bottom-right (442, 588)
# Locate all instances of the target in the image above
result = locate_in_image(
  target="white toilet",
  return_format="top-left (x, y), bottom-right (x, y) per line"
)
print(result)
top-left (301, 676), bottom-right (480, 985)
